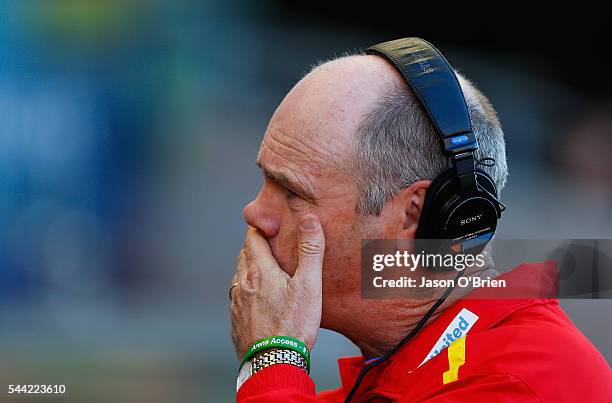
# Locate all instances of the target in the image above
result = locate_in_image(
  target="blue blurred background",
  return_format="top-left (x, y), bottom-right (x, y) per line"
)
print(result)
top-left (0, 1), bottom-right (611, 402)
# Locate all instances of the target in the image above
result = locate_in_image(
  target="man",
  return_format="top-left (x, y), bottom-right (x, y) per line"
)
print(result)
top-left (230, 39), bottom-right (612, 401)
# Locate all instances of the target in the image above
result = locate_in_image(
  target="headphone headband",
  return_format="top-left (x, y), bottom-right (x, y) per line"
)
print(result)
top-left (365, 38), bottom-right (478, 156)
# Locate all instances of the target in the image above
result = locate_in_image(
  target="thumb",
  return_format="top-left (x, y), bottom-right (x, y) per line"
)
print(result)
top-left (293, 214), bottom-right (325, 289)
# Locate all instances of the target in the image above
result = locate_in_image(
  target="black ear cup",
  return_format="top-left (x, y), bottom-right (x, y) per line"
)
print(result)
top-left (415, 168), bottom-right (500, 257)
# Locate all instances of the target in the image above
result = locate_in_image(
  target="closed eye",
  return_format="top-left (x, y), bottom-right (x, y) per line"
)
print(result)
top-left (257, 161), bottom-right (316, 204)
top-left (285, 188), bottom-right (299, 199)
top-left (263, 171), bottom-right (300, 199)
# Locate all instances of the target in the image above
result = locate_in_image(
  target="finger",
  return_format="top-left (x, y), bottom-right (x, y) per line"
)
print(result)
top-left (236, 249), bottom-right (257, 289)
top-left (235, 249), bottom-right (247, 278)
top-left (293, 214), bottom-right (325, 291)
top-left (229, 268), bottom-right (239, 303)
top-left (244, 227), bottom-right (279, 273)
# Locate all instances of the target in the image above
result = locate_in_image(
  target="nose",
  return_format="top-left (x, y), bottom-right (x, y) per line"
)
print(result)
top-left (243, 194), bottom-right (280, 238)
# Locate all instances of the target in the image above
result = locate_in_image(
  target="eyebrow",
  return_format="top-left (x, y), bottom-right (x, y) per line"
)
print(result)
top-left (255, 159), bottom-right (316, 202)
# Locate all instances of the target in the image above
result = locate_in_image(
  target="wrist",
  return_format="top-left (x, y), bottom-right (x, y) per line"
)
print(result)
top-left (236, 348), bottom-right (309, 392)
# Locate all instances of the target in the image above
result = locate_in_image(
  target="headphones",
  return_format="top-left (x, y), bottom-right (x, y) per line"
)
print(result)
top-left (365, 38), bottom-right (505, 256)
top-left (345, 39), bottom-right (507, 402)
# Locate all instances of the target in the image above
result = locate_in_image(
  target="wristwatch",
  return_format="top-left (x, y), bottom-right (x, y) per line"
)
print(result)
top-left (236, 348), bottom-right (308, 391)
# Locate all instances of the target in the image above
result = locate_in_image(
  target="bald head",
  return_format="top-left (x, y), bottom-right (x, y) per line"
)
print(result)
top-left (301, 53), bottom-right (508, 215)
top-left (267, 55), bottom-right (408, 167)
top-left (260, 51), bottom-right (507, 217)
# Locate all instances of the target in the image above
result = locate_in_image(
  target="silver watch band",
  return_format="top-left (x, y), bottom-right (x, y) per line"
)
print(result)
top-left (236, 348), bottom-right (308, 392)
top-left (251, 348), bottom-right (308, 374)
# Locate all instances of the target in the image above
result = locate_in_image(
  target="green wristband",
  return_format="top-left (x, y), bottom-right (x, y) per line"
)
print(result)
top-left (241, 336), bottom-right (311, 372)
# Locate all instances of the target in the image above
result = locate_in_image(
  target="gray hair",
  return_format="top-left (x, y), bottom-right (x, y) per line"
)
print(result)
top-left (351, 70), bottom-right (508, 215)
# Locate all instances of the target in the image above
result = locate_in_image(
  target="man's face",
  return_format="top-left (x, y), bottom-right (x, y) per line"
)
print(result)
top-left (245, 118), bottom-right (361, 285)
top-left (242, 56), bottom-right (404, 328)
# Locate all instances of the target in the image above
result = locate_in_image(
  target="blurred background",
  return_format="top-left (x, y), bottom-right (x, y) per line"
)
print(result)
top-left (0, 1), bottom-right (610, 402)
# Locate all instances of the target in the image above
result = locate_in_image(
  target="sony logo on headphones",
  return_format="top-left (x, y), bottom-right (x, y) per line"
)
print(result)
top-left (460, 214), bottom-right (483, 226)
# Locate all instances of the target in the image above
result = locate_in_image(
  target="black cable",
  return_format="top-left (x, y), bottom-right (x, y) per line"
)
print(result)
top-left (475, 156), bottom-right (496, 167)
top-left (474, 156), bottom-right (506, 213)
top-left (344, 268), bottom-right (467, 402)
top-left (475, 182), bottom-right (506, 213)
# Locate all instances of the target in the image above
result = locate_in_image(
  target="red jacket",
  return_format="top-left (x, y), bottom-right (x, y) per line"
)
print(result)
top-left (237, 262), bottom-right (612, 402)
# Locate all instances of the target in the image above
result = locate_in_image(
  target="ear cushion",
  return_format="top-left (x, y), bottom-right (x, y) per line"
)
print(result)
top-left (416, 168), bottom-right (498, 239)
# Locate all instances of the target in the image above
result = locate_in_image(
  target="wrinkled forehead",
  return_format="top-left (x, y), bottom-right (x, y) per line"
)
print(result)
top-left (256, 120), bottom-right (349, 202)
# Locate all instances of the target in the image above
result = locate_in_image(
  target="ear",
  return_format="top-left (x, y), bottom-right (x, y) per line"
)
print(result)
top-left (399, 180), bottom-right (431, 239)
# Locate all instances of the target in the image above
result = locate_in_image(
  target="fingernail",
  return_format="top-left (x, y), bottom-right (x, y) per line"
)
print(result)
top-left (300, 215), bottom-right (318, 231)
